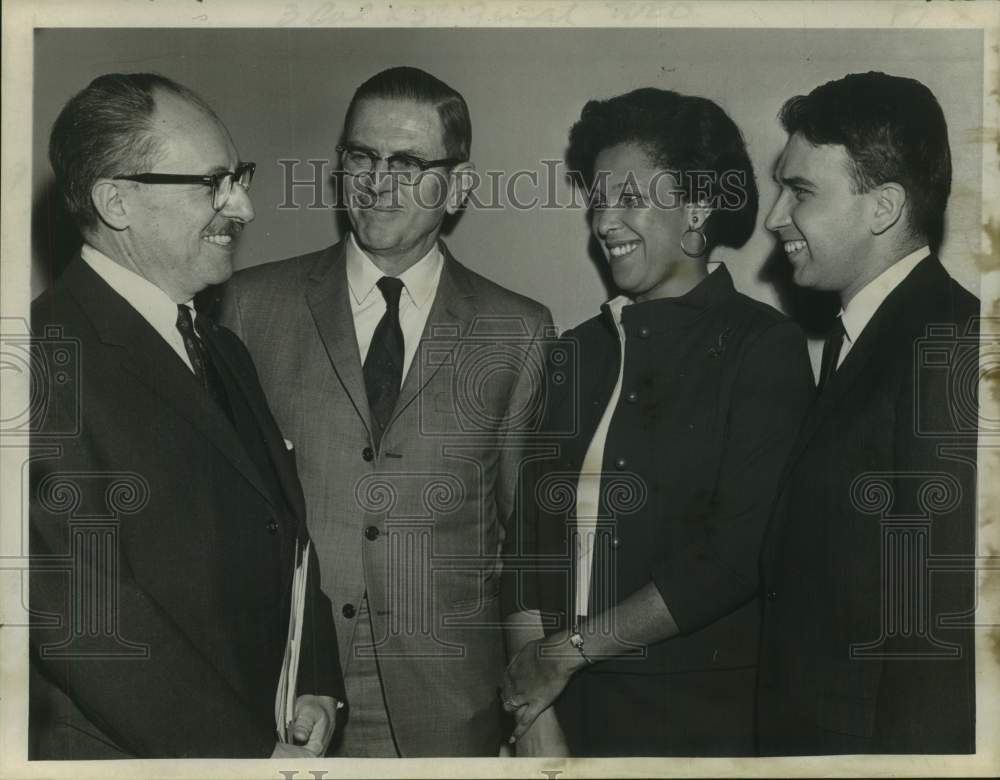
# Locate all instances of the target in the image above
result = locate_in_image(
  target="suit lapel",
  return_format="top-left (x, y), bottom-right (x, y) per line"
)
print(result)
top-left (765, 255), bottom-right (947, 564)
top-left (782, 311), bottom-right (886, 469)
top-left (66, 258), bottom-right (275, 508)
top-left (201, 324), bottom-right (307, 521)
top-left (783, 255), bottom-right (944, 470)
top-left (391, 244), bottom-right (477, 425)
top-left (304, 242), bottom-right (373, 437)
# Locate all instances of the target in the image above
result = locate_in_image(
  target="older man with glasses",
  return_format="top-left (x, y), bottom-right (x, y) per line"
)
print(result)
top-left (30, 72), bottom-right (344, 759)
top-left (221, 66), bottom-right (553, 757)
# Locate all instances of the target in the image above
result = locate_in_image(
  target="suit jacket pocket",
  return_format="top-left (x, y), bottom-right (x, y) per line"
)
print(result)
top-left (433, 385), bottom-right (510, 433)
top-left (441, 588), bottom-right (501, 630)
top-left (449, 586), bottom-right (501, 611)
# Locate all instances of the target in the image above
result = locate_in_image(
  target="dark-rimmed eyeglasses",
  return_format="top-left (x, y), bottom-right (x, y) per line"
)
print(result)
top-left (113, 162), bottom-right (256, 211)
top-left (336, 144), bottom-right (459, 184)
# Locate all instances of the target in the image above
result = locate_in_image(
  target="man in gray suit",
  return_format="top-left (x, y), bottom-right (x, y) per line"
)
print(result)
top-left (220, 66), bottom-right (553, 756)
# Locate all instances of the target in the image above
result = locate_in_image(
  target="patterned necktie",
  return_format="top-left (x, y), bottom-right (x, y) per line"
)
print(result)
top-left (175, 304), bottom-right (233, 420)
top-left (816, 316), bottom-right (846, 394)
top-left (363, 277), bottom-right (405, 448)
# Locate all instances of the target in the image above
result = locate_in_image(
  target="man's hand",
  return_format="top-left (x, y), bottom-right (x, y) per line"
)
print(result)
top-left (270, 742), bottom-right (318, 759)
top-left (289, 694), bottom-right (339, 756)
top-left (513, 706), bottom-right (570, 756)
top-left (501, 633), bottom-right (582, 743)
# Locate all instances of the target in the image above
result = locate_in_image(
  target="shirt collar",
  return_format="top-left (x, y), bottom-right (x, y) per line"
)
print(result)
top-left (346, 232), bottom-right (442, 309)
top-left (602, 262), bottom-right (734, 334)
top-left (840, 246), bottom-right (929, 345)
top-left (632, 262), bottom-right (732, 310)
top-left (80, 243), bottom-right (191, 325)
top-left (603, 295), bottom-right (632, 326)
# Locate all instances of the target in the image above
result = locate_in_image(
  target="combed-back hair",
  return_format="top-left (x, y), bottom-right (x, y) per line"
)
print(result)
top-left (49, 72), bottom-right (221, 231)
top-left (778, 71), bottom-right (951, 250)
top-left (344, 66), bottom-right (471, 161)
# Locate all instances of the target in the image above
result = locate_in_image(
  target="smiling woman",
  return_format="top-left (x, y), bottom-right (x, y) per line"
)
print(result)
top-left (504, 88), bottom-right (815, 757)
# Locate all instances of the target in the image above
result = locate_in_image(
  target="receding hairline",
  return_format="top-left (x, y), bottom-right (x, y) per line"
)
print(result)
top-left (345, 95), bottom-right (447, 126)
top-left (343, 95), bottom-right (451, 151)
top-left (148, 86), bottom-right (229, 135)
top-left (142, 86), bottom-right (237, 164)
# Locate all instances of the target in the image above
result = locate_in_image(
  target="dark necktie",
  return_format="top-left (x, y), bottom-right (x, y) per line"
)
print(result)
top-left (363, 277), bottom-right (405, 447)
top-left (176, 304), bottom-right (233, 421)
top-left (816, 316), bottom-right (846, 394)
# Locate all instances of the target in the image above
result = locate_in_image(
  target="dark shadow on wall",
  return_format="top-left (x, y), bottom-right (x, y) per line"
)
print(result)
top-left (757, 242), bottom-right (839, 338)
top-left (587, 231), bottom-right (617, 302)
top-left (32, 176), bottom-right (82, 295)
top-left (563, 168), bottom-right (617, 304)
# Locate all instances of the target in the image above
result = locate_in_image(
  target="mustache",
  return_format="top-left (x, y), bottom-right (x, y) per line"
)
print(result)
top-left (203, 221), bottom-right (245, 238)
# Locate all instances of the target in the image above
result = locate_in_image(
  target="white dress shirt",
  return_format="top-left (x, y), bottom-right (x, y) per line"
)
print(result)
top-left (836, 245), bottom-right (929, 369)
top-left (345, 232), bottom-right (444, 382)
top-left (81, 243), bottom-right (195, 372)
top-left (574, 294), bottom-right (631, 620)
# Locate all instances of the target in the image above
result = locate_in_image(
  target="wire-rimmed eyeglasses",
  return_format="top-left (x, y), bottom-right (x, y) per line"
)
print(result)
top-left (336, 144), bottom-right (460, 184)
top-left (113, 162), bottom-right (256, 211)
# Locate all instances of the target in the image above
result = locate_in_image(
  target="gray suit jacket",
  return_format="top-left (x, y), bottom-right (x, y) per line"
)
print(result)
top-left (220, 239), bottom-right (553, 756)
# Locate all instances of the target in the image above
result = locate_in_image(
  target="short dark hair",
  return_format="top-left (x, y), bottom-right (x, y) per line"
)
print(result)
top-left (566, 87), bottom-right (759, 254)
top-left (344, 66), bottom-right (471, 161)
top-left (778, 71), bottom-right (951, 250)
top-left (49, 72), bottom-right (220, 231)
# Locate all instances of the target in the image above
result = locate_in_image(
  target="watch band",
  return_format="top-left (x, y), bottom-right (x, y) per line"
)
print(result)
top-left (569, 629), bottom-right (595, 665)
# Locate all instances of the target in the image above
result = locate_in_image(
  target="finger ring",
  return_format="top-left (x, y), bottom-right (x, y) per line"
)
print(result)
top-left (503, 696), bottom-right (517, 709)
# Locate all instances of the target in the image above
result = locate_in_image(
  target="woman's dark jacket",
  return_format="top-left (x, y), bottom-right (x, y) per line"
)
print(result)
top-left (510, 265), bottom-right (813, 755)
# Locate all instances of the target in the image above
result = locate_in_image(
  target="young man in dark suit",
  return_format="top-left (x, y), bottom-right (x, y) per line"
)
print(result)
top-left (759, 71), bottom-right (978, 754)
top-left (30, 73), bottom-right (344, 758)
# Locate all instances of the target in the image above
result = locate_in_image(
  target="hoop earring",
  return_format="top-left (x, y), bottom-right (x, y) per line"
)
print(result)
top-left (680, 229), bottom-right (707, 258)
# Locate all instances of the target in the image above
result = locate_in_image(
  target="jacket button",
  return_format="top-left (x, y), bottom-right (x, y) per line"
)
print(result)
top-left (611, 536), bottom-right (622, 549)
top-left (266, 521), bottom-right (278, 534)
top-left (638, 326), bottom-right (651, 338)
top-left (342, 603), bottom-right (356, 618)
top-left (614, 456), bottom-right (627, 470)
top-left (364, 526), bottom-right (381, 541)
top-left (362, 446), bottom-right (374, 461)
top-left (766, 590), bottom-right (778, 601)
top-left (625, 390), bottom-right (638, 403)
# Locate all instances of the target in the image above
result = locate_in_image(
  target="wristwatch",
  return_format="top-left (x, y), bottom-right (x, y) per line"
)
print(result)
top-left (568, 629), bottom-right (595, 665)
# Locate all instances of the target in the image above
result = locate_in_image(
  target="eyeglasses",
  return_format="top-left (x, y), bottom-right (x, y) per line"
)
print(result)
top-left (113, 162), bottom-right (256, 210)
top-left (336, 144), bottom-right (459, 184)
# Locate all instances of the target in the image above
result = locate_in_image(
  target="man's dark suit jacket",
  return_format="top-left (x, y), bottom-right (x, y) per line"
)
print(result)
top-left (758, 255), bottom-right (978, 754)
top-left (28, 257), bottom-right (345, 758)
top-left (514, 265), bottom-right (814, 755)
